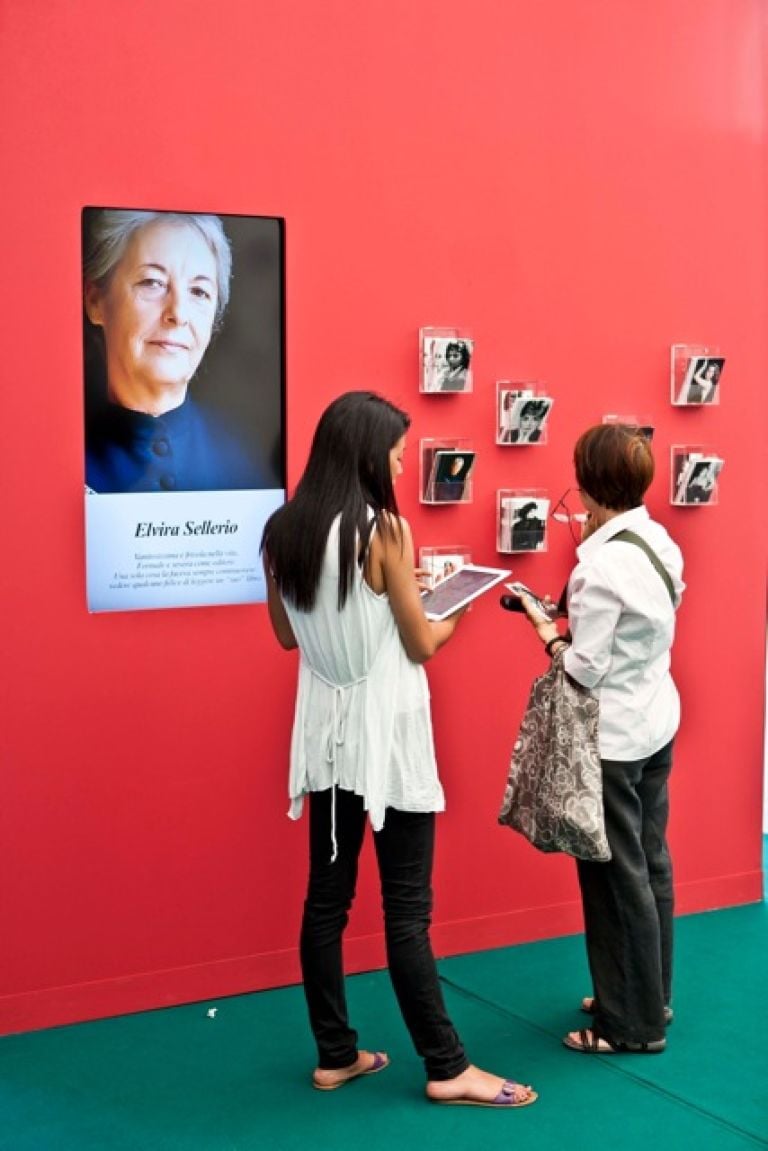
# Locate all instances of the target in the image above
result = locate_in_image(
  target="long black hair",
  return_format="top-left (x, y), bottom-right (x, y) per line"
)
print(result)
top-left (261, 392), bottom-right (410, 611)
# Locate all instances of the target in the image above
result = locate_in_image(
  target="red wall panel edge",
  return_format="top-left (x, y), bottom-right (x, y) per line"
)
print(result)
top-left (3, 869), bottom-right (759, 1037)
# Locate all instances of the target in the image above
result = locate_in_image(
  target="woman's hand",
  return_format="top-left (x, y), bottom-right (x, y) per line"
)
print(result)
top-left (519, 594), bottom-right (560, 647)
top-left (413, 566), bottom-right (433, 593)
top-left (372, 517), bottom-right (464, 663)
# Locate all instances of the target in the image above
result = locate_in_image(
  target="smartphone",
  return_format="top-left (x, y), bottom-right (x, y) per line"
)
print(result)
top-left (500, 581), bottom-right (557, 622)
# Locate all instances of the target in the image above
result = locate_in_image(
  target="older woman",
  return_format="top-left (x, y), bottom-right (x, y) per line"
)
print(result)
top-left (83, 208), bottom-right (265, 493)
top-left (517, 424), bottom-right (685, 1054)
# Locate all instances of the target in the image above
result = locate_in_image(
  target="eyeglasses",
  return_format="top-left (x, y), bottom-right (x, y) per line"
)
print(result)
top-left (550, 488), bottom-right (589, 543)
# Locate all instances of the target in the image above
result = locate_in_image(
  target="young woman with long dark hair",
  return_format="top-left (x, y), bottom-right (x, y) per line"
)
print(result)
top-left (261, 391), bottom-right (536, 1108)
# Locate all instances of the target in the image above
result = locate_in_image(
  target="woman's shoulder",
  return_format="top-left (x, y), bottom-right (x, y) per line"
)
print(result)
top-left (368, 512), bottom-right (413, 569)
top-left (375, 510), bottom-right (410, 539)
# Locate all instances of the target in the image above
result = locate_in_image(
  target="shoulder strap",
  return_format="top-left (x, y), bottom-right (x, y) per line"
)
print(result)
top-left (608, 529), bottom-right (676, 605)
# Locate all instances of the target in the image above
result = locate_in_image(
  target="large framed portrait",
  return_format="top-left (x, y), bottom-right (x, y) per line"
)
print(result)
top-left (82, 206), bottom-right (285, 612)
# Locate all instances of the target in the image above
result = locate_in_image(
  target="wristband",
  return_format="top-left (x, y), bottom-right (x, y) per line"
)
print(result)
top-left (545, 636), bottom-right (569, 658)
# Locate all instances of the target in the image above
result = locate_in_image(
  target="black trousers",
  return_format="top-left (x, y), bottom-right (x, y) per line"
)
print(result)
top-left (299, 788), bottom-right (469, 1081)
top-left (577, 739), bottom-right (675, 1045)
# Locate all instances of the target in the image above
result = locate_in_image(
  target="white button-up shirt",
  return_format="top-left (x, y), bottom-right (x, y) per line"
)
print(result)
top-left (563, 506), bottom-right (685, 761)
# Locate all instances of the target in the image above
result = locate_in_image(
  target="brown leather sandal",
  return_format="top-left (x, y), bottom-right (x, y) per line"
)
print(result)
top-left (563, 1028), bottom-right (666, 1055)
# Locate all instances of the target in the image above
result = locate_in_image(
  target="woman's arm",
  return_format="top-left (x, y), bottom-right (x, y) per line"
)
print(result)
top-left (263, 556), bottom-right (298, 650)
top-left (369, 515), bottom-right (464, 664)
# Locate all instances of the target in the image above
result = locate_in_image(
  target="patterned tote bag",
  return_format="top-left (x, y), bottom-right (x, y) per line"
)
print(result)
top-left (498, 652), bottom-right (610, 862)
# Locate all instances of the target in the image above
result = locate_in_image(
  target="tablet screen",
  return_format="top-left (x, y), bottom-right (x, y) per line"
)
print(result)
top-left (420, 564), bottom-right (511, 621)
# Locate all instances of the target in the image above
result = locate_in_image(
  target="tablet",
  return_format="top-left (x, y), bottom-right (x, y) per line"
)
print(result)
top-left (420, 564), bottom-right (511, 621)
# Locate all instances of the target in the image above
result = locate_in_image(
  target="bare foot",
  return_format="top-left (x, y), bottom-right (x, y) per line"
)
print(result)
top-left (426, 1064), bottom-right (537, 1107)
top-left (312, 1050), bottom-right (389, 1091)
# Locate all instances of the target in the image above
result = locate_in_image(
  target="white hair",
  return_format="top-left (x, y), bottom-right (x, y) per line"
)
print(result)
top-left (82, 209), bottom-right (232, 326)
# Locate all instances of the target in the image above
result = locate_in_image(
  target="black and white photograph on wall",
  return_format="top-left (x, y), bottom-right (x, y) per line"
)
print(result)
top-left (422, 335), bottom-right (473, 393)
top-left (498, 393), bottom-right (553, 443)
top-left (82, 206), bottom-right (285, 612)
top-left (673, 453), bottom-right (723, 505)
top-left (499, 496), bottom-right (549, 552)
top-left (677, 355), bottom-right (724, 404)
top-left (425, 449), bottom-right (476, 501)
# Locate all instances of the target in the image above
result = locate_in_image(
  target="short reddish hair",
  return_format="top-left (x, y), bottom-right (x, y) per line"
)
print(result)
top-left (574, 424), bottom-right (654, 510)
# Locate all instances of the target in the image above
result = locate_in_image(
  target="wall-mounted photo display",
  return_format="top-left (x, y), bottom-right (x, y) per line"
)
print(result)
top-left (670, 447), bottom-right (724, 506)
top-left (602, 414), bottom-right (655, 440)
top-left (82, 206), bottom-right (285, 612)
top-left (497, 491), bottom-right (550, 553)
top-left (420, 439), bottom-right (475, 503)
top-left (496, 385), bottom-right (553, 445)
top-left (671, 344), bottom-right (724, 405)
top-left (418, 546), bottom-right (471, 591)
top-left (420, 328), bottom-right (474, 393)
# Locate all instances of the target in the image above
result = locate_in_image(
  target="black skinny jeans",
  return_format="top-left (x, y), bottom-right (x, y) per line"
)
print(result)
top-left (300, 787), bottom-right (469, 1081)
top-left (577, 739), bottom-right (675, 1045)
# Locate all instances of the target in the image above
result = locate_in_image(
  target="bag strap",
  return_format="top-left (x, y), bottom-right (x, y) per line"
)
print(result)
top-left (608, 529), bottom-right (676, 605)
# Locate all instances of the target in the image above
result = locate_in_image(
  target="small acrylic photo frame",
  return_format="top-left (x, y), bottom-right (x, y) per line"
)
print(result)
top-left (671, 345), bottom-right (724, 406)
top-left (420, 328), bottom-right (474, 393)
top-left (602, 413), bottom-right (655, 441)
top-left (497, 490), bottom-right (549, 553)
top-left (421, 439), bottom-right (475, 504)
top-left (670, 446), bottom-right (724, 506)
top-left (496, 384), bottom-right (553, 445)
top-left (418, 546), bottom-right (472, 591)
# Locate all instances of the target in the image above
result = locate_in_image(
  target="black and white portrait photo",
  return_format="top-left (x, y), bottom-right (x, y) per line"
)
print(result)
top-left (498, 393), bottom-right (553, 444)
top-left (499, 496), bottom-right (549, 552)
top-left (674, 455), bottom-right (723, 505)
top-left (678, 356), bottom-right (724, 405)
top-left (421, 335), bottom-right (474, 393)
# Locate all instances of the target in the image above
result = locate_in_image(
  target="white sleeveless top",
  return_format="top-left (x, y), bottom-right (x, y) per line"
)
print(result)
top-left (282, 515), bottom-right (444, 837)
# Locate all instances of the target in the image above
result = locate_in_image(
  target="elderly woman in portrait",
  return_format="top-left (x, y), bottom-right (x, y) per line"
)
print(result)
top-left (83, 208), bottom-right (266, 493)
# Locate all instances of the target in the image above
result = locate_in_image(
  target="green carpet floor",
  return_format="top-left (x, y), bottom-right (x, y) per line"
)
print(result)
top-left (1, 873), bottom-right (766, 1150)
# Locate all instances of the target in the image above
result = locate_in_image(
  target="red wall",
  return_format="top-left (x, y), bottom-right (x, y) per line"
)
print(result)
top-left (1, 0), bottom-right (765, 1035)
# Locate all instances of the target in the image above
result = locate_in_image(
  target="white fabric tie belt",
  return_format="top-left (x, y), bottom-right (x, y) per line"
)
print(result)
top-left (310, 667), bottom-right (367, 864)
top-left (326, 686), bottom-right (346, 862)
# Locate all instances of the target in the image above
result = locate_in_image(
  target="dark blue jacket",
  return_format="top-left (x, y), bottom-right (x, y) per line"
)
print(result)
top-left (85, 397), bottom-right (266, 493)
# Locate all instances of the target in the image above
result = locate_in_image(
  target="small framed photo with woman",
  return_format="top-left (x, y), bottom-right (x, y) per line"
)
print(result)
top-left (82, 205), bottom-right (285, 613)
top-left (420, 331), bottom-right (474, 393)
top-left (677, 355), bottom-right (724, 405)
top-left (497, 389), bottom-right (553, 444)
top-left (671, 450), bottom-right (724, 505)
top-left (671, 345), bottom-right (724, 405)
top-left (418, 548), bottom-right (471, 591)
top-left (497, 494), bottom-right (550, 553)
